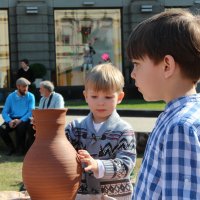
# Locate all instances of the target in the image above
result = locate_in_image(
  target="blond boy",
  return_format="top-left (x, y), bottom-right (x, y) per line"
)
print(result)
top-left (65, 63), bottom-right (136, 200)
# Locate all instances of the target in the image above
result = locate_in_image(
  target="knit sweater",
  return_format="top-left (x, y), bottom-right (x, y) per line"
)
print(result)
top-left (65, 110), bottom-right (136, 199)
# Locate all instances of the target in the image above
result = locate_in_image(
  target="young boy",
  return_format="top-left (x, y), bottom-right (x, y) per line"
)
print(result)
top-left (127, 9), bottom-right (200, 199)
top-left (65, 63), bottom-right (136, 200)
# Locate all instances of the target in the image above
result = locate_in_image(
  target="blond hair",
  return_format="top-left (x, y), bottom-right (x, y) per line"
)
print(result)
top-left (84, 63), bottom-right (124, 93)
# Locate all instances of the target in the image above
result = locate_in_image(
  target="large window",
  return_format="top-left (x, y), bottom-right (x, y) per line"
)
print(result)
top-left (0, 10), bottom-right (10, 88)
top-left (54, 9), bottom-right (122, 86)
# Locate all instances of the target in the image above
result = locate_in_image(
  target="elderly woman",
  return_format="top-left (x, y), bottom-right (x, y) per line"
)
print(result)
top-left (38, 80), bottom-right (65, 109)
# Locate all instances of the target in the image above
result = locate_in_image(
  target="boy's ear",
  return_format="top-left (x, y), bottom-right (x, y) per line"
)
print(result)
top-left (117, 92), bottom-right (125, 104)
top-left (83, 90), bottom-right (88, 103)
top-left (163, 55), bottom-right (176, 79)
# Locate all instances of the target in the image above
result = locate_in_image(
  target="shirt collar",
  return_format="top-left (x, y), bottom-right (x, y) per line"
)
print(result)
top-left (14, 90), bottom-right (28, 98)
top-left (165, 94), bottom-right (200, 113)
top-left (44, 91), bottom-right (55, 99)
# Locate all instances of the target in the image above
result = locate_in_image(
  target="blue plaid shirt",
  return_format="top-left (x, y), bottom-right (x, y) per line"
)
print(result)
top-left (133, 94), bottom-right (200, 200)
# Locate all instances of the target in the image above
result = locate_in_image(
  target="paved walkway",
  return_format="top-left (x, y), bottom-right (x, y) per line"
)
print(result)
top-left (0, 191), bottom-right (30, 200)
top-left (0, 114), bottom-right (157, 133)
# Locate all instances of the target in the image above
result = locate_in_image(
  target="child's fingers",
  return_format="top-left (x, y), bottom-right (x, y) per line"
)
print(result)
top-left (78, 154), bottom-right (86, 159)
top-left (84, 165), bottom-right (92, 172)
top-left (78, 150), bottom-right (90, 157)
top-left (80, 157), bottom-right (91, 164)
top-left (78, 149), bottom-right (88, 154)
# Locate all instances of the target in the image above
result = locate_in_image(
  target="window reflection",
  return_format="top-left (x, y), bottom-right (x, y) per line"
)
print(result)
top-left (0, 10), bottom-right (9, 88)
top-left (54, 9), bottom-right (122, 86)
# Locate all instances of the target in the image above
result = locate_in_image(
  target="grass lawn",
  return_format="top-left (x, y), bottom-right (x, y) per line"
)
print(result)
top-left (66, 99), bottom-right (166, 110)
top-left (0, 152), bottom-right (143, 191)
top-left (131, 154), bottom-right (143, 184)
top-left (0, 154), bottom-right (23, 191)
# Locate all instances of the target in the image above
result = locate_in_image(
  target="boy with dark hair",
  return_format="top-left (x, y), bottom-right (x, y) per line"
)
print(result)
top-left (127, 9), bottom-right (200, 199)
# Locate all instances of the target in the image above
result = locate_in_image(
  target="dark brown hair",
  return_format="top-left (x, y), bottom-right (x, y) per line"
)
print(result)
top-left (20, 58), bottom-right (29, 65)
top-left (127, 9), bottom-right (200, 82)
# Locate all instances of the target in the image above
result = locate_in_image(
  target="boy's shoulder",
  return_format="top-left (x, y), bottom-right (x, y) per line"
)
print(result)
top-left (67, 116), bottom-right (87, 128)
top-left (106, 111), bottom-right (134, 131)
top-left (165, 97), bottom-right (200, 132)
top-left (113, 117), bottom-right (133, 129)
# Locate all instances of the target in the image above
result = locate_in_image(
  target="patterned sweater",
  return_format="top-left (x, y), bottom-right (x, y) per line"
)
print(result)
top-left (65, 110), bottom-right (136, 199)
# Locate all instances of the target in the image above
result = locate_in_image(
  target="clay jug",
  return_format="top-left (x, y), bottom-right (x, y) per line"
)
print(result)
top-left (22, 109), bottom-right (82, 200)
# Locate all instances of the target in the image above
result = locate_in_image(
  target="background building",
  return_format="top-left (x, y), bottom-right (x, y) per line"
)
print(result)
top-left (0, 0), bottom-right (200, 100)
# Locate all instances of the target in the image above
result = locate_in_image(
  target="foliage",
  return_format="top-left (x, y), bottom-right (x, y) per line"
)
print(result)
top-left (30, 63), bottom-right (47, 78)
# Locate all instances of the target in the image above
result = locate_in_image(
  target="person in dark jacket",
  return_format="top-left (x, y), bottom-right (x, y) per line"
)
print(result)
top-left (17, 59), bottom-right (35, 84)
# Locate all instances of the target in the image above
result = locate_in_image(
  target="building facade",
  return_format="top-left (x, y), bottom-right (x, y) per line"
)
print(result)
top-left (0, 0), bottom-right (200, 99)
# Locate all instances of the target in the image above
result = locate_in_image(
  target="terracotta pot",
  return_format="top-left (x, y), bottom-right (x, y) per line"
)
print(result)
top-left (22, 109), bottom-right (82, 200)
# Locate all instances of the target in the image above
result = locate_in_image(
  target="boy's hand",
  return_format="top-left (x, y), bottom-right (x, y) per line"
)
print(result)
top-left (78, 150), bottom-right (98, 175)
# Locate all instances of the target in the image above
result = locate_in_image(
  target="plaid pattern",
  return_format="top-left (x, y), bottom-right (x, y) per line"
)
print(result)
top-left (133, 94), bottom-right (200, 200)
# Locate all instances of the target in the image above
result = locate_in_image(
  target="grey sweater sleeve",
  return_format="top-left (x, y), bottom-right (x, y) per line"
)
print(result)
top-left (101, 129), bottom-right (136, 180)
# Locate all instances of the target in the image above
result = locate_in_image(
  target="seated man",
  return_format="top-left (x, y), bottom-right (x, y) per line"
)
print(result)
top-left (26, 80), bottom-right (65, 151)
top-left (20, 80), bottom-right (65, 192)
top-left (0, 78), bottom-right (35, 156)
top-left (38, 80), bottom-right (65, 109)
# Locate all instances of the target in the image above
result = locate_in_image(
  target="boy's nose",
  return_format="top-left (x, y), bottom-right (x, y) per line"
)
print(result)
top-left (97, 98), bottom-right (105, 105)
top-left (131, 68), bottom-right (136, 79)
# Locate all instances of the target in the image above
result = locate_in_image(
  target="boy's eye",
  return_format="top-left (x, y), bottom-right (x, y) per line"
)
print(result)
top-left (132, 62), bottom-right (139, 68)
top-left (105, 96), bottom-right (113, 99)
top-left (91, 96), bottom-right (97, 98)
